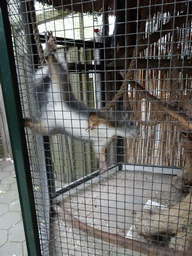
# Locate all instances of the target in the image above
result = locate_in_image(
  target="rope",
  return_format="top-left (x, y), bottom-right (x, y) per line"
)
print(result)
top-left (28, 0), bottom-right (46, 65)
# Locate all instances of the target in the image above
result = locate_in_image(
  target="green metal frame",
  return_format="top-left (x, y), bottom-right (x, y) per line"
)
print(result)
top-left (0, 1), bottom-right (41, 255)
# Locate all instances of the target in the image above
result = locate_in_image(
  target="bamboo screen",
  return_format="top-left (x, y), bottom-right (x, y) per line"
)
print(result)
top-left (126, 9), bottom-right (192, 168)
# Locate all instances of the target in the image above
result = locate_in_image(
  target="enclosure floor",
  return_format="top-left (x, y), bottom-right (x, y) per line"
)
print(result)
top-left (50, 168), bottom-right (182, 255)
top-left (0, 160), bottom-right (27, 256)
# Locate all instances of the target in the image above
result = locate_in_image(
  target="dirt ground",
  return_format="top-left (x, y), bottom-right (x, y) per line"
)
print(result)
top-left (50, 169), bottom-right (182, 255)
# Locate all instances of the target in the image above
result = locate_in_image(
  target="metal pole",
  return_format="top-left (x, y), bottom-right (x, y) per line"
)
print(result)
top-left (0, 1), bottom-right (41, 255)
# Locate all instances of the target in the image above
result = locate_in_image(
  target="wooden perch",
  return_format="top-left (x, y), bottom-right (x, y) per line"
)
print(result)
top-left (67, 59), bottom-right (192, 73)
top-left (107, 58), bottom-right (192, 73)
top-left (129, 80), bottom-right (192, 131)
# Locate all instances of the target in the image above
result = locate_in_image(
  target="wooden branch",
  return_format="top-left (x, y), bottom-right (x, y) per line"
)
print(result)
top-left (39, 34), bottom-right (103, 48)
top-left (56, 205), bottom-right (191, 256)
top-left (129, 80), bottom-right (192, 131)
top-left (67, 63), bottom-right (104, 72)
top-left (66, 59), bottom-right (192, 75)
top-left (108, 58), bottom-right (192, 72)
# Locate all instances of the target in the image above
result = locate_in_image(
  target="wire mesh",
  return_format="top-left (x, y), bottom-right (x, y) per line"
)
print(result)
top-left (5, 0), bottom-right (192, 255)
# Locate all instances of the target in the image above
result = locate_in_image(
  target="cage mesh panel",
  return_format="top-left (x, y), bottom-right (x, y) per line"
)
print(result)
top-left (6, 0), bottom-right (192, 255)
top-left (7, 1), bottom-right (50, 255)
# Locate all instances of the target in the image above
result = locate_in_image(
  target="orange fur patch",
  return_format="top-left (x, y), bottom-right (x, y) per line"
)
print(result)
top-left (87, 113), bottom-right (114, 131)
top-left (87, 114), bottom-right (103, 130)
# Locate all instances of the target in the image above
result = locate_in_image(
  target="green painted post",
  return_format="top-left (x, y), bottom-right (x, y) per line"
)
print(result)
top-left (0, 1), bottom-right (41, 255)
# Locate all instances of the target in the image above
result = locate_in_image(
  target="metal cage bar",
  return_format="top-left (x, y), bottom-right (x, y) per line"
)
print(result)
top-left (0, 1), bottom-right (41, 255)
top-left (2, 0), bottom-right (192, 255)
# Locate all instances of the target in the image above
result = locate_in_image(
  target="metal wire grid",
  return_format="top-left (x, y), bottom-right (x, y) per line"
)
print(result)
top-left (6, 0), bottom-right (192, 255)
